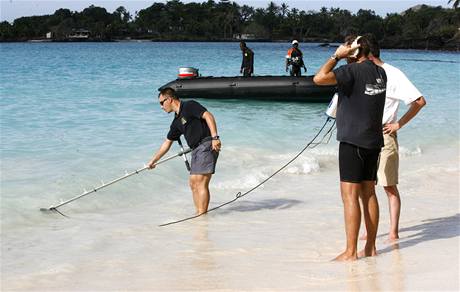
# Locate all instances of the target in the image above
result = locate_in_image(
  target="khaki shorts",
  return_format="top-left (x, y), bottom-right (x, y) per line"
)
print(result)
top-left (377, 133), bottom-right (399, 186)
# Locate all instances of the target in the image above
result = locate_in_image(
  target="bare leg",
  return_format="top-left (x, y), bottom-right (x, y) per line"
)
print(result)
top-left (189, 174), bottom-right (212, 215)
top-left (334, 182), bottom-right (361, 261)
top-left (359, 181), bottom-right (379, 257)
top-left (359, 200), bottom-right (368, 241)
top-left (385, 185), bottom-right (400, 241)
top-left (359, 232), bottom-right (368, 241)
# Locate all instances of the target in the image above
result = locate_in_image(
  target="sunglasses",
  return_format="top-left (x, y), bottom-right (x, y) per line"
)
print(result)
top-left (159, 98), bottom-right (168, 106)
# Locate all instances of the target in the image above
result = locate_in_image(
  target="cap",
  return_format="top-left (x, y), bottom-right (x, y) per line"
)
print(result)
top-left (292, 40), bottom-right (299, 45)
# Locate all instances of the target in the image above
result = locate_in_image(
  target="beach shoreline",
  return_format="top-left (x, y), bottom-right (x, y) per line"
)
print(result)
top-left (2, 141), bottom-right (459, 291)
top-left (1, 39), bottom-right (459, 52)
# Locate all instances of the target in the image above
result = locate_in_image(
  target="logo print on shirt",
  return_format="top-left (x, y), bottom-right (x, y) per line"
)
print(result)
top-left (181, 117), bottom-right (187, 125)
top-left (365, 78), bottom-right (386, 96)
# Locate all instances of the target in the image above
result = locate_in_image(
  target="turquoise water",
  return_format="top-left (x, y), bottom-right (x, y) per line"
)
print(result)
top-left (1, 42), bottom-right (459, 226)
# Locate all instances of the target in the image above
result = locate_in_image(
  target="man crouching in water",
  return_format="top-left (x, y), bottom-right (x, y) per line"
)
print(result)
top-left (148, 87), bottom-right (221, 214)
top-left (314, 35), bottom-right (387, 261)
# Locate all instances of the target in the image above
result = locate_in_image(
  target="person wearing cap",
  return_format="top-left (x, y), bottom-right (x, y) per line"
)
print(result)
top-left (313, 34), bottom-right (387, 261)
top-left (240, 41), bottom-right (254, 77)
top-left (148, 87), bottom-right (221, 215)
top-left (286, 40), bottom-right (307, 77)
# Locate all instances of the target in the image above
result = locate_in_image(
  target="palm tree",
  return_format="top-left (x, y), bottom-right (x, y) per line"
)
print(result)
top-left (448, 0), bottom-right (458, 9)
top-left (280, 3), bottom-right (289, 18)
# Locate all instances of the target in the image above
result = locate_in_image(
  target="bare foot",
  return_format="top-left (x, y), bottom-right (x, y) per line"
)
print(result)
top-left (333, 251), bottom-right (358, 261)
top-left (359, 233), bottom-right (367, 241)
top-left (358, 246), bottom-right (377, 258)
top-left (384, 233), bottom-right (399, 243)
top-left (389, 242), bottom-right (400, 250)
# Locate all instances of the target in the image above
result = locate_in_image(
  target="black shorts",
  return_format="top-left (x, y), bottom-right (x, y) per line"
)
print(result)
top-left (339, 142), bottom-right (381, 183)
top-left (242, 67), bottom-right (252, 77)
top-left (290, 65), bottom-right (301, 77)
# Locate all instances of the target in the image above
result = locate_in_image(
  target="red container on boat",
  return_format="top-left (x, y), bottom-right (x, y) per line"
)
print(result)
top-left (178, 67), bottom-right (199, 78)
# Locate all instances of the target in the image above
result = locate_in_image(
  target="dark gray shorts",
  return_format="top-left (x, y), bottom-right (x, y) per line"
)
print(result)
top-left (190, 140), bottom-right (219, 175)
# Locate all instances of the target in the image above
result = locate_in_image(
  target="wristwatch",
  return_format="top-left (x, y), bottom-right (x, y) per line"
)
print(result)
top-left (330, 54), bottom-right (340, 61)
top-left (212, 135), bottom-right (220, 140)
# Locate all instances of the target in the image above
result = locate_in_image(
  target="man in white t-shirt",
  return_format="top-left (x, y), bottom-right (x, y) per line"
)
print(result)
top-left (362, 35), bottom-right (427, 242)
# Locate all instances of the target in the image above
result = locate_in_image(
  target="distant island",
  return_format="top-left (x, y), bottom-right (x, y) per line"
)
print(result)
top-left (1, 1), bottom-right (459, 50)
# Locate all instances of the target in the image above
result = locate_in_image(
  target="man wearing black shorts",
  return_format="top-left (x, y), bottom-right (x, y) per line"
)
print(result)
top-left (148, 87), bottom-right (221, 215)
top-left (314, 35), bottom-right (387, 261)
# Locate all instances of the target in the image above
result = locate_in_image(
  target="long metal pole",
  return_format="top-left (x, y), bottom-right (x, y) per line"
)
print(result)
top-left (40, 148), bottom-right (191, 212)
top-left (177, 138), bottom-right (191, 171)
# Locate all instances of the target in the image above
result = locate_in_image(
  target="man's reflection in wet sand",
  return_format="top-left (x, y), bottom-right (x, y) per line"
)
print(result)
top-left (346, 242), bottom-right (404, 292)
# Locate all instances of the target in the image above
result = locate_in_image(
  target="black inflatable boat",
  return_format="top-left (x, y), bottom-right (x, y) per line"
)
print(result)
top-left (158, 68), bottom-right (336, 102)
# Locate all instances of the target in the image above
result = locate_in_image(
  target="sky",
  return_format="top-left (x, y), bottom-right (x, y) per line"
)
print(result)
top-left (0, 0), bottom-right (452, 23)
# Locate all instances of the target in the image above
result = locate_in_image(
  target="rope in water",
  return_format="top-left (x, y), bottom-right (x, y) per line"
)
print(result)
top-left (159, 117), bottom-right (335, 227)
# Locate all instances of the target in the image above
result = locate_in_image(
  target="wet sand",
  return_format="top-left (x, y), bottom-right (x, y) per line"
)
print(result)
top-left (2, 145), bottom-right (459, 291)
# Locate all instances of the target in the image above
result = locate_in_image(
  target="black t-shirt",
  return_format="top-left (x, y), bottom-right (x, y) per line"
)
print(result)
top-left (167, 100), bottom-right (211, 148)
top-left (241, 48), bottom-right (254, 69)
top-left (333, 60), bottom-right (387, 149)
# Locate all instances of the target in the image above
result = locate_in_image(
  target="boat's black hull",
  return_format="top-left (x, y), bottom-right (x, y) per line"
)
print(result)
top-left (158, 75), bottom-right (336, 102)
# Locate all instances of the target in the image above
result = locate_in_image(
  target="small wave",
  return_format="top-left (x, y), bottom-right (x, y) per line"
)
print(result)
top-left (399, 146), bottom-right (422, 157)
top-left (285, 157), bottom-right (320, 174)
top-left (214, 169), bottom-right (268, 190)
top-left (214, 152), bottom-right (325, 190)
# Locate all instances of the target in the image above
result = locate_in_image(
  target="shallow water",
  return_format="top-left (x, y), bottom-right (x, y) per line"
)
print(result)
top-left (1, 42), bottom-right (459, 290)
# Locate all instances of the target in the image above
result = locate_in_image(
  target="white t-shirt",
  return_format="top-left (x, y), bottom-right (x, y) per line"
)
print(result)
top-left (381, 63), bottom-right (423, 124)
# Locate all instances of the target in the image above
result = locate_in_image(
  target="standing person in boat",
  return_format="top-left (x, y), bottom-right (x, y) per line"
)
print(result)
top-left (240, 41), bottom-right (254, 77)
top-left (148, 87), bottom-right (221, 215)
top-left (313, 35), bottom-right (387, 261)
top-left (358, 34), bottom-right (426, 243)
top-left (286, 40), bottom-right (307, 77)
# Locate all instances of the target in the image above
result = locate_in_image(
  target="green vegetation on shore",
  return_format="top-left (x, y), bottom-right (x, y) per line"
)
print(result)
top-left (1, 0), bottom-right (459, 50)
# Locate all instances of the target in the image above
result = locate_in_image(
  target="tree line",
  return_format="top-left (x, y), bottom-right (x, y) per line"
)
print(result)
top-left (1, 0), bottom-right (459, 50)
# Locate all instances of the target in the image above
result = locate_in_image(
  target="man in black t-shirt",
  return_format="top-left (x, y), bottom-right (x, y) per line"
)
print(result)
top-left (314, 35), bottom-right (387, 261)
top-left (148, 88), bottom-right (221, 215)
top-left (240, 41), bottom-right (254, 77)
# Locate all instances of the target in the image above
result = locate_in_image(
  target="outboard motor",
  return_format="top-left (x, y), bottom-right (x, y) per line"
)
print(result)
top-left (178, 67), bottom-right (199, 79)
